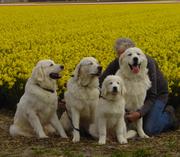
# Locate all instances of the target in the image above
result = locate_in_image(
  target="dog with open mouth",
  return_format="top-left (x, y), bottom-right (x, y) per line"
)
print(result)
top-left (116, 47), bottom-right (151, 138)
top-left (10, 60), bottom-right (68, 138)
top-left (60, 57), bottom-right (102, 143)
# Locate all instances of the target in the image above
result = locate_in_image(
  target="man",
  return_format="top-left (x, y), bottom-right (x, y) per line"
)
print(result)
top-left (99, 38), bottom-right (178, 135)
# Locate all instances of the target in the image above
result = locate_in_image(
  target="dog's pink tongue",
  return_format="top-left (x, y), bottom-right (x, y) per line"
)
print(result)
top-left (132, 66), bottom-right (140, 74)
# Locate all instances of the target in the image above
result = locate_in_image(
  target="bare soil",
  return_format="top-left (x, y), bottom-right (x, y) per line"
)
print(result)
top-left (0, 109), bottom-right (179, 157)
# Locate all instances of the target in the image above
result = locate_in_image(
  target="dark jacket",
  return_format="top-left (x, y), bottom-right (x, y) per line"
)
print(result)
top-left (99, 55), bottom-right (168, 117)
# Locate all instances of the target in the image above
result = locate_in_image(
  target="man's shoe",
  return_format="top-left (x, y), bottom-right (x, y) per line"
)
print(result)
top-left (165, 105), bottom-right (179, 130)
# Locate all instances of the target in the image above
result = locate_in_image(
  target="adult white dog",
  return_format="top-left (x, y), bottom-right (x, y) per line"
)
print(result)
top-left (10, 60), bottom-right (68, 138)
top-left (89, 75), bottom-right (127, 145)
top-left (60, 57), bottom-right (102, 143)
top-left (116, 47), bottom-right (151, 138)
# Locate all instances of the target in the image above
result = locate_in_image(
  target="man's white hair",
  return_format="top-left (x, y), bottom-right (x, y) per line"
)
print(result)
top-left (114, 38), bottom-right (135, 52)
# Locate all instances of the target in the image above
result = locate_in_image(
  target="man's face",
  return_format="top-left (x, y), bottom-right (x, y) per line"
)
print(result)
top-left (117, 47), bottom-right (126, 57)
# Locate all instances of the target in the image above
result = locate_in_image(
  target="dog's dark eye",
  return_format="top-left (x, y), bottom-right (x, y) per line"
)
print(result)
top-left (109, 82), bottom-right (113, 85)
top-left (128, 53), bottom-right (132, 56)
top-left (117, 82), bottom-right (120, 84)
top-left (137, 53), bottom-right (140, 56)
top-left (49, 63), bottom-right (53, 67)
top-left (89, 62), bottom-right (93, 65)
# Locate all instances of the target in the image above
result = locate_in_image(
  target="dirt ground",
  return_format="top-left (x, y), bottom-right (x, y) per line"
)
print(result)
top-left (0, 109), bottom-right (179, 157)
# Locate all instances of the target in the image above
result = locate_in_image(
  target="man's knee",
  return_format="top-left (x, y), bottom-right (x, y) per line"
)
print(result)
top-left (144, 123), bottom-right (160, 136)
top-left (143, 99), bottom-right (167, 136)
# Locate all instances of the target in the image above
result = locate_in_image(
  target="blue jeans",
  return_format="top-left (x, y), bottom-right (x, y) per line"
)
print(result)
top-left (143, 100), bottom-right (173, 136)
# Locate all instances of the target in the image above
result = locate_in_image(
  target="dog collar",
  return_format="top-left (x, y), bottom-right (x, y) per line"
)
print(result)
top-left (99, 95), bottom-right (107, 100)
top-left (99, 95), bottom-right (119, 102)
top-left (36, 83), bottom-right (55, 93)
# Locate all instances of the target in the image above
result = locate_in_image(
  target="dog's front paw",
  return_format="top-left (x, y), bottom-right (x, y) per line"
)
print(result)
top-left (139, 133), bottom-right (149, 138)
top-left (60, 132), bottom-right (68, 139)
top-left (117, 136), bottom-right (128, 144)
top-left (98, 138), bottom-right (106, 145)
top-left (39, 135), bottom-right (49, 139)
top-left (72, 133), bottom-right (80, 143)
top-left (119, 138), bottom-right (128, 144)
top-left (72, 136), bottom-right (80, 143)
top-left (62, 135), bottom-right (68, 139)
top-left (38, 132), bottom-right (49, 139)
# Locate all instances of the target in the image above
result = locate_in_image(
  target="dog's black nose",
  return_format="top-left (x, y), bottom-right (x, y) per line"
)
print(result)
top-left (60, 65), bottom-right (64, 69)
top-left (113, 86), bottom-right (118, 92)
top-left (133, 57), bottom-right (138, 63)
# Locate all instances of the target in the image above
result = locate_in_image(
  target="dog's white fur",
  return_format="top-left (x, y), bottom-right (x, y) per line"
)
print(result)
top-left (116, 47), bottom-right (151, 138)
top-left (89, 75), bottom-right (127, 145)
top-left (60, 57), bottom-right (101, 143)
top-left (9, 60), bottom-right (67, 138)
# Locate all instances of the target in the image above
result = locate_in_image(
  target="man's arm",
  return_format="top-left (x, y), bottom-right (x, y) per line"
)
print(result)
top-left (99, 58), bottom-right (119, 87)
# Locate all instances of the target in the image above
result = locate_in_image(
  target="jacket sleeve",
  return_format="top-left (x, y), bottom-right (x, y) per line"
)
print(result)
top-left (99, 58), bottom-right (119, 87)
top-left (138, 58), bottom-right (158, 117)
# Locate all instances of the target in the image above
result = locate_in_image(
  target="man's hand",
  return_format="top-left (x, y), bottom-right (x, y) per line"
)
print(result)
top-left (125, 111), bottom-right (141, 123)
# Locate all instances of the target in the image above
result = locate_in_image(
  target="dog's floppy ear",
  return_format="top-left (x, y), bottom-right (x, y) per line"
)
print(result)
top-left (101, 81), bottom-right (107, 97)
top-left (141, 53), bottom-right (148, 70)
top-left (120, 79), bottom-right (126, 95)
top-left (32, 65), bottom-right (45, 82)
top-left (119, 53), bottom-right (125, 66)
top-left (73, 63), bottom-right (81, 80)
top-left (119, 77), bottom-right (126, 95)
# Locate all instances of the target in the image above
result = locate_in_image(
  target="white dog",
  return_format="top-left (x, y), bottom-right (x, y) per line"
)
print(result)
top-left (89, 75), bottom-right (127, 145)
top-left (116, 47), bottom-right (151, 138)
top-left (60, 57), bottom-right (102, 143)
top-left (10, 60), bottom-right (68, 138)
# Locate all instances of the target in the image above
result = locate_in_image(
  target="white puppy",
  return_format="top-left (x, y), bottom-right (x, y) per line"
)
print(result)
top-left (60, 57), bottom-right (102, 143)
top-left (116, 47), bottom-right (151, 138)
top-left (89, 75), bottom-right (127, 145)
top-left (10, 60), bottom-right (67, 138)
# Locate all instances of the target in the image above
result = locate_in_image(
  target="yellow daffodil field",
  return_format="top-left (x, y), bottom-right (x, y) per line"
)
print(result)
top-left (0, 4), bottom-right (179, 107)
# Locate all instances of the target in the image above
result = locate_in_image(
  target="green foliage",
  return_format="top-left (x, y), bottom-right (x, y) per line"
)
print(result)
top-left (63, 148), bottom-right (84, 157)
top-left (132, 149), bottom-right (152, 157)
top-left (0, 4), bottom-right (179, 107)
top-left (111, 150), bottom-right (130, 157)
